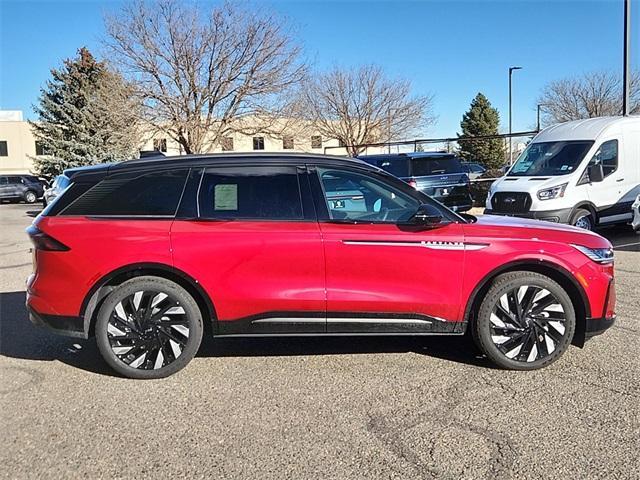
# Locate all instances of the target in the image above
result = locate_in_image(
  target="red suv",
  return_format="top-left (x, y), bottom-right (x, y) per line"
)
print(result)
top-left (26, 154), bottom-right (616, 379)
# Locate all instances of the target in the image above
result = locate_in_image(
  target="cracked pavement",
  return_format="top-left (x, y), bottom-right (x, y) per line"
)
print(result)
top-left (1, 203), bottom-right (638, 479)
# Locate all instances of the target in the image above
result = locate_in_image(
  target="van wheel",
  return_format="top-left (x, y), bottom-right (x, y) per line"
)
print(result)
top-left (472, 272), bottom-right (575, 370)
top-left (95, 276), bottom-right (203, 379)
top-left (570, 208), bottom-right (594, 230)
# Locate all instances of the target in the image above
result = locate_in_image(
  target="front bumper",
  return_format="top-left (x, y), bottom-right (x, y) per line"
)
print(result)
top-left (28, 306), bottom-right (87, 339)
top-left (484, 207), bottom-right (573, 224)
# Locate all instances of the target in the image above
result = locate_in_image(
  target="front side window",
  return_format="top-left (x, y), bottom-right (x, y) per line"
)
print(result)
top-left (589, 140), bottom-right (618, 177)
top-left (508, 141), bottom-right (594, 177)
top-left (62, 169), bottom-right (188, 216)
top-left (199, 166), bottom-right (303, 220)
top-left (253, 137), bottom-right (265, 150)
top-left (317, 168), bottom-right (419, 223)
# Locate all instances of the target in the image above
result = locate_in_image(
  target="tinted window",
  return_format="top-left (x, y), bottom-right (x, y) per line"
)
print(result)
top-left (411, 156), bottom-right (464, 176)
top-left (317, 168), bottom-right (419, 223)
top-left (377, 158), bottom-right (410, 178)
top-left (590, 140), bottom-right (618, 177)
top-left (7, 176), bottom-right (21, 184)
top-left (199, 166), bottom-right (303, 220)
top-left (62, 169), bottom-right (188, 216)
top-left (0, 176), bottom-right (7, 185)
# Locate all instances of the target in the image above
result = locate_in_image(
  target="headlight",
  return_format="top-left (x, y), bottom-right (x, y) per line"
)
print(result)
top-left (537, 183), bottom-right (568, 200)
top-left (571, 244), bottom-right (614, 264)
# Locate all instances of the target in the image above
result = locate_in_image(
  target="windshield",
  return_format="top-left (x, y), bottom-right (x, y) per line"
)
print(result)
top-left (508, 141), bottom-right (594, 177)
top-left (411, 156), bottom-right (464, 176)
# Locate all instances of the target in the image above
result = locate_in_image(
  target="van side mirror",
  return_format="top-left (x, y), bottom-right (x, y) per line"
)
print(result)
top-left (409, 203), bottom-right (446, 227)
top-left (588, 163), bottom-right (604, 183)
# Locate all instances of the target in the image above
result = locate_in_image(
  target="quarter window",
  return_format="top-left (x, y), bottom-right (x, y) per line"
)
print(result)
top-left (590, 140), bottom-right (618, 177)
top-left (199, 166), bottom-right (303, 220)
top-left (317, 168), bottom-right (419, 223)
top-left (62, 169), bottom-right (188, 216)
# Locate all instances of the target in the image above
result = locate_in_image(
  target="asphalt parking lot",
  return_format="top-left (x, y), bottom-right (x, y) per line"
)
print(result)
top-left (1, 202), bottom-right (638, 479)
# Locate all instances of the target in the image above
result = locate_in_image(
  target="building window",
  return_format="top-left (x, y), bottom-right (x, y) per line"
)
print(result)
top-left (153, 138), bottom-right (168, 153)
top-left (253, 136), bottom-right (265, 150)
top-left (283, 136), bottom-right (294, 150)
top-left (35, 141), bottom-right (51, 156)
top-left (0, 141), bottom-right (7, 157)
top-left (311, 136), bottom-right (322, 149)
top-left (338, 138), bottom-right (346, 148)
top-left (221, 137), bottom-right (234, 152)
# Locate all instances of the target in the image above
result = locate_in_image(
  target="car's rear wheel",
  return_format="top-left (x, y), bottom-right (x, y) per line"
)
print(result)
top-left (473, 272), bottom-right (575, 370)
top-left (24, 190), bottom-right (37, 204)
top-left (96, 276), bottom-right (203, 379)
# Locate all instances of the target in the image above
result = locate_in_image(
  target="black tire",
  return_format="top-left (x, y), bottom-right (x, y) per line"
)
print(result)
top-left (472, 272), bottom-right (575, 370)
top-left (23, 190), bottom-right (37, 204)
top-left (96, 276), bottom-right (203, 379)
top-left (570, 208), bottom-right (594, 230)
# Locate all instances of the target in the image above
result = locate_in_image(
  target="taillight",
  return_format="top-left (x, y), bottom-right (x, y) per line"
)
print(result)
top-left (604, 280), bottom-right (616, 319)
top-left (408, 179), bottom-right (418, 189)
top-left (26, 226), bottom-right (70, 251)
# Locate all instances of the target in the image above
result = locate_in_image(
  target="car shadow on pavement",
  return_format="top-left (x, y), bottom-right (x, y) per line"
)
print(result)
top-left (0, 291), bottom-right (114, 376)
top-left (1, 290), bottom-right (492, 377)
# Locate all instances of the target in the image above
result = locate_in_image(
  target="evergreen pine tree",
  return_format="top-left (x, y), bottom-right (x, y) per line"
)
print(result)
top-left (457, 93), bottom-right (506, 169)
top-left (30, 48), bottom-right (141, 177)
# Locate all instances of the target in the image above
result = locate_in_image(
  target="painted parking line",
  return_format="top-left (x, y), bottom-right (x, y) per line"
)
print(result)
top-left (613, 240), bottom-right (640, 249)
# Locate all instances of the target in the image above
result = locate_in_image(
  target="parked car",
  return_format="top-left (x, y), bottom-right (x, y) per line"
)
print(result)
top-left (0, 174), bottom-right (45, 203)
top-left (42, 174), bottom-right (70, 207)
top-left (359, 152), bottom-right (473, 212)
top-left (486, 116), bottom-right (640, 230)
top-left (632, 194), bottom-right (640, 232)
top-left (462, 162), bottom-right (487, 180)
top-left (27, 153), bottom-right (615, 379)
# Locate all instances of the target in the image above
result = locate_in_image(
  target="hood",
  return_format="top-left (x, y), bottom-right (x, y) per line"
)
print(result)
top-left (493, 175), bottom-right (572, 192)
top-left (471, 214), bottom-right (611, 248)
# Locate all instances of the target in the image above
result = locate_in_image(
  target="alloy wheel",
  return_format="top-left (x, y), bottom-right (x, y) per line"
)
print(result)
top-left (489, 285), bottom-right (566, 363)
top-left (25, 192), bottom-right (37, 203)
top-left (107, 290), bottom-right (191, 370)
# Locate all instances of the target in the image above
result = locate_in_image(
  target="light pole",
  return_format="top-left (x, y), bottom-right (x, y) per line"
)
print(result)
top-left (622, 0), bottom-right (631, 116)
top-left (509, 66), bottom-right (522, 164)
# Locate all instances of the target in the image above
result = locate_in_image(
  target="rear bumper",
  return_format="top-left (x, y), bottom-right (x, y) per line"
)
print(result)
top-left (584, 316), bottom-right (615, 340)
top-left (484, 207), bottom-right (573, 224)
top-left (28, 307), bottom-right (86, 338)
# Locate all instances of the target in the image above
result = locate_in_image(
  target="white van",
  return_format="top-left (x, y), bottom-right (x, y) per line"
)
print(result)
top-left (485, 116), bottom-right (640, 230)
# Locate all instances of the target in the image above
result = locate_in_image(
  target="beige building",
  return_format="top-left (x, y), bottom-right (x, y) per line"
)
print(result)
top-left (1, 110), bottom-right (379, 175)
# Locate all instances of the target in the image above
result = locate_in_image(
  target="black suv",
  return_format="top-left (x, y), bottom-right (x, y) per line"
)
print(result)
top-left (0, 175), bottom-right (45, 203)
top-left (359, 152), bottom-right (473, 212)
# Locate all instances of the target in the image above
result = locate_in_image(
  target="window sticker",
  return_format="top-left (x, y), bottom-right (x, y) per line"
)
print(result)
top-left (214, 184), bottom-right (238, 210)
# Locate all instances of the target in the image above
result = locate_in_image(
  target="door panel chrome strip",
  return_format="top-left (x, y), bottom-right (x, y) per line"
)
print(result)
top-left (342, 240), bottom-right (488, 251)
top-left (328, 317), bottom-right (432, 324)
top-left (252, 317), bottom-right (326, 324)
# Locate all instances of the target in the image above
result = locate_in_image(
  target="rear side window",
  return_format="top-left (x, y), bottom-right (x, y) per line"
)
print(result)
top-left (411, 156), bottom-right (464, 176)
top-left (62, 169), bottom-right (188, 216)
top-left (590, 140), bottom-right (618, 177)
top-left (199, 166), bottom-right (303, 220)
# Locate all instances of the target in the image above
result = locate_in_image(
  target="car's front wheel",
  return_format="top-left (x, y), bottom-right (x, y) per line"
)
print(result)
top-left (473, 272), bottom-right (575, 370)
top-left (95, 276), bottom-right (203, 379)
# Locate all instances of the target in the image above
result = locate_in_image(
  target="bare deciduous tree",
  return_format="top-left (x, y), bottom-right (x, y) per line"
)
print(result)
top-left (302, 65), bottom-right (435, 157)
top-left (104, 0), bottom-right (306, 154)
top-left (538, 71), bottom-right (639, 125)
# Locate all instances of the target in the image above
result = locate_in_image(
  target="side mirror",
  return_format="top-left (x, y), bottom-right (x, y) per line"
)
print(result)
top-left (588, 163), bottom-right (604, 183)
top-left (410, 203), bottom-right (445, 227)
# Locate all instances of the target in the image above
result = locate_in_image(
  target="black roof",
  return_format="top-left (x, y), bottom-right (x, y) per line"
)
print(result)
top-left (65, 152), bottom-right (373, 182)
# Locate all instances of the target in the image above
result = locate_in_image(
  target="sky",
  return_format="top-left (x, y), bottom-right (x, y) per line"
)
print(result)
top-left (0, 0), bottom-right (638, 138)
